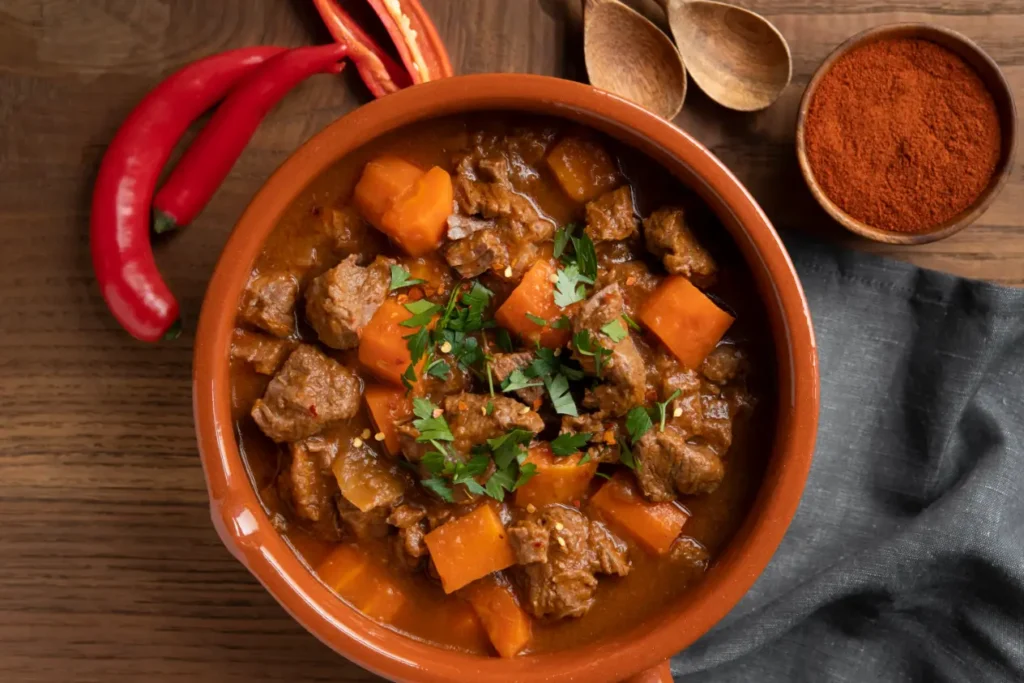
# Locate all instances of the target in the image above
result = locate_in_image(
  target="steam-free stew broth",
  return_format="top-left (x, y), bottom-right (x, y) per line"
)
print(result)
top-left (230, 114), bottom-right (774, 656)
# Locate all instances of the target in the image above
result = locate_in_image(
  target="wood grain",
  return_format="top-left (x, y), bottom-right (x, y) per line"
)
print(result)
top-left (0, 1), bottom-right (1020, 681)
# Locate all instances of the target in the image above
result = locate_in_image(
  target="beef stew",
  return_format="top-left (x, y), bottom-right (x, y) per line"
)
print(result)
top-left (230, 114), bottom-right (775, 657)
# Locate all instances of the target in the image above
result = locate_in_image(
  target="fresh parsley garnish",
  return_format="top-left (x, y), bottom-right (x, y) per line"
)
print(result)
top-left (495, 328), bottom-right (514, 352)
top-left (502, 368), bottom-right (543, 393)
top-left (619, 440), bottom-right (637, 470)
top-left (486, 400), bottom-right (495, 416)
top-left (425, 358), bottom-right (451, 380)
top-left (570, 230), bottom-right (598, 282)
top-left (389, 265), bottom-right (426, 291)
top-left (626, 406), bottom-right (653, 444)
top-left (411, 398), bottom-right (454, 442)
top-left (404, 327), bottom-right (430, 364)
top-left (421, 477), bottom-right (454, 502)
top-left (553, 223), bottom-right (576, 259)
top-left (514, 462), bottom-right (538, 489)
top-left (572, 329), bottom-right (609, 378)
top-left (551, 315), bottom-right (571, 330)
top-left (655, 389), bottom-right (682, 431)
top-left (545, 374), bottom-right (577, 416)
top-left (488, 428), bottom-right (534, 469)
top-left (401, 364), bottom-right (417, 391)
top-left (525, 312), bottom-right (548, 327)
top-left (551, 431), bottom-right (593, 456)
top-left (554, 263), bottom-right (593, 308)
top-left (622, 313), bottom-right (641, 332)
top-left (400, 299), bottom-right (441, 328)
top-left (601, 318), bottom-right (628, 343)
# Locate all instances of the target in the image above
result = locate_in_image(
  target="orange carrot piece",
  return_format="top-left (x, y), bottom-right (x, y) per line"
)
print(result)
top-left (424, 504), bottom-right (517, 593)
top-left (638, 276), bottom-right (735, 369)
top-left (514, 443), bottom-right (597, 508)
top-left (546, 136), bottom-right (619, 203)
top-left (380, 166), bottom-right (453, 257)
top-left (494, 260), bottom-right (570, 349)
top-left (364, 385), bottom-right (413, 456)
top-left (590, 473), bottom-right (689, 555)
top-left (317, 545), bottom-right (408, 623)
top-left (358, 299), bottom-right (428, 387)
top-left (463, 575), bottom-right (532, 658)
top-left (438, 599), bottom-right (490, 652)
top-left (353, 156), bottom-right (424, 227)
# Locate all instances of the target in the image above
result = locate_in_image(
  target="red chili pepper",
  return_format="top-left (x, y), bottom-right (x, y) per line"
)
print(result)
top-left (90, 47), bottom-right (287, 342)
top-left (313, 0), bottom-right (411, 96)
top-left (365, 0), bottom-right (453, 82)
top-left (152, 43), bottom-right (349, 234)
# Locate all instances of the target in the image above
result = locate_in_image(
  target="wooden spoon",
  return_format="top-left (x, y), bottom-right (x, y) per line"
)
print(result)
top-left (583, 0), bottom-right (687, 120)
top-left (661, 0), bottom-right (791, 111)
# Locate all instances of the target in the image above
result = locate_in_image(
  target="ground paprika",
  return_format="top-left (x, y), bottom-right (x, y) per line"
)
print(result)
top-left (804, 38), bottom-right (1001, 233)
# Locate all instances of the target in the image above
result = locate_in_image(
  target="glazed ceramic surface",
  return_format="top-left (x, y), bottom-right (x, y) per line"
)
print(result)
top-left (193, 73), bottom-right (819, 683)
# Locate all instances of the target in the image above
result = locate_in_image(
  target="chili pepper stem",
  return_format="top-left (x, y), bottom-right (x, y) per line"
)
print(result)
top-left (152, 210), bottom-right (179, 235)
top-left (162, 319), bottom-right (184, 340)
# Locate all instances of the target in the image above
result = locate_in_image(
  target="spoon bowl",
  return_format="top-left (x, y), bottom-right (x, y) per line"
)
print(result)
top-left (584, 0), bottom-right (687, 120)
top-left (664, 0), bottom-right (791, 112)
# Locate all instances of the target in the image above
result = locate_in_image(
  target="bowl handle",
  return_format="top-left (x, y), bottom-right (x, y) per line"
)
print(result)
top-left (624, 660), bottom-right (672, 683)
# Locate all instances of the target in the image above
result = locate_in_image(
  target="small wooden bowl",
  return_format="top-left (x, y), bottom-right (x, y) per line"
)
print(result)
top-left (795, 24), bottom-right (1017, 245)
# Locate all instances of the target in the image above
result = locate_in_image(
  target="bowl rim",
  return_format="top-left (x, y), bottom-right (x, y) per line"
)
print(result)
top-left (193, 73), bottom-right (819, 683)
top-left (795, 22), bottom-right (1018, 245)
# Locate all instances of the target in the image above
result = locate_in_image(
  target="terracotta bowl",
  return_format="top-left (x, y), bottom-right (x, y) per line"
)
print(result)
top-left (193, 74), bottom-right (819, 683)
top-left (796, 23), bottom-right (1018, 245)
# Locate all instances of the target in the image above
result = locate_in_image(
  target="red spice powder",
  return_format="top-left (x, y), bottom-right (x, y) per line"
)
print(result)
top-left (804, 38), bottom-right (1001, 233)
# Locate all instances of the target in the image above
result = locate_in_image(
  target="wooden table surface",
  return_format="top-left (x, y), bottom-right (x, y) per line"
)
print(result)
top-left (0, 1), bottom-right (1020, 681)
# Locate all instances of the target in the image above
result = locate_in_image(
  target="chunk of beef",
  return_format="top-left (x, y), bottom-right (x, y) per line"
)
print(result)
top-left (447, 214), bottom-right (497, 241)
top-left (490, 351), bottom-right (543, 405)
top-left (560, 414), bottom-right (620, 464)
top-left (573, 285), bottom-right (646, 416)
top-left (508, 505), bottom-right (630, 619)
top-left (333, 442), bottom-right (407, 512)
top-left (280, 436), bottom-right (338, 522)
top-left (453, 156), bottom-right (554, 242)
top-left (305, 254), bottom-right (394, 350)
top-left (699, 389), bottom-right (733, 451)
top-left (444, 393), bottom-right (544, 456)
top-left (251, 345), bottom-right (361, 443)
top-left (702, 345), bottom-right (747, 385)
top-left (596, 260), bottom-right (661, 320)
top-left (585, 186), bottom-right (638, 242)
top-left (387, 504), bottom-right (427, 528)
top-left (392, 522), bottom-right (429, 571)
top-left (239, 271), bottom-right (299, 338)
top-left (652, 351), bottom-right (704, 435)
top-left (643, 208), bottom-right (717, 281)
top-left (337, 498), bottom-right (391, 541)
top-left (670, 536), bottom-right (710, 570)
top-left (634, 428), bottom-right (724, 502)
top-left (230, 328), bottom-right (295, 375)
top-left (317, 205), bottom-right (373, 255)
top-left (444, 228), bottom-right (507, 279)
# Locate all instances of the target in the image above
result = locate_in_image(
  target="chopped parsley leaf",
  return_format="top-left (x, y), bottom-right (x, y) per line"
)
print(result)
top-left (502, 368), bottom-right (543, 393)
top-left (425, 358), bottom-right (451, 380)
top-left (495, 328), bottom-right (514, 352)
top-left (570, 231), bottom-right (598, 282)
top-left (622, 313), bottom-right (641, 332)
top-left (545, 373), bottom-right (577, 416)
top-left (400, 299), bottom-right (441, 328)
top-left (551, 431), bottom-right (593, 456)
top-left (401, 364), bottom-right (417, 391)
top-left (488, 428), bottom-right (534, 469)
top-left (404, 327), bottom-right (430, 364)
top-left (553, 224), bottom-right (575, 259)
top-left (514, 462), bottom-right (538, 489)
top-left (572, 329), bottom-right (609, 378)
top-left (551, 315), bottom-right (571, 330)
top-left (486, 400), bottom-right (495, 416)
top-left (525, 312), bottom-right (548, 327)
top-left (421, 477), bottom-right (454, 502)
top-left (656, 389), bottom-right (682, 431)
top-left (601, 318), bottom-right (628, 343)
top-left (389, 265), bottom-right (426, 291)
top-left (554, 263), bottom-right (593, 308)
top-left (619, 440), bottom-right (637, 470)
top-left (411, 398), bottom-right (454, 442)
top-left (625, 406), bottom-right (653, 444)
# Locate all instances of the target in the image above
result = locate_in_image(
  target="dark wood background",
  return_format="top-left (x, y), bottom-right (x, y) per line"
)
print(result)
top-left (0, 1), bottom-right (1019, 681)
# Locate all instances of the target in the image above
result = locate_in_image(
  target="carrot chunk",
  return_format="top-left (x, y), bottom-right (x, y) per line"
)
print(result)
top-left (638, 276), bottom-right (734, 369)
top-left (463, 575), bottom-right (532, 658)
top-left (316, 545), bottom-right (407, 622)
top-left (423, 504), bottom-right (517, 593)
top-left (353, 156), bottom-right (424, 227)
top-left (494, 260), bottom-right (570, 349)
top-left (590, 473), bottom-right (689, 555)
top-left (546, 136), bottom-right (619, 203)
top-left (514, 443), bottom-right (597, 508)
top-left (363, 385), bottom-right (413, 456)
top-left (357, 299), bottom-right (429, 386)
top-left (380, 166), bottom-right (454, 256)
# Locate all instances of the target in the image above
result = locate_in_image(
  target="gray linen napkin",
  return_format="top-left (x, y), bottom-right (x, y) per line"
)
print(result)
top-left (671, 234), bottom-right (1024, 682)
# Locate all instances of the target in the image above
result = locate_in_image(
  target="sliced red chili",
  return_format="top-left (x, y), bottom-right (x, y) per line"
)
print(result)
top-left (152, 43), bottom-right (349, 233)
top-left (366, 0), bottom-right (453, 83)
top-left (90, 46), bottom-right (286, 342)
top-left (313, 0), bottom-right (411, 96)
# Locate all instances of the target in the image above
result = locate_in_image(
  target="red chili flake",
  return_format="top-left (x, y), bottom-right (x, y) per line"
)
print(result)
top-left (308, 404), bottom-right (318, 417)
top-left (572, 500), bottom-right (581, 508)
